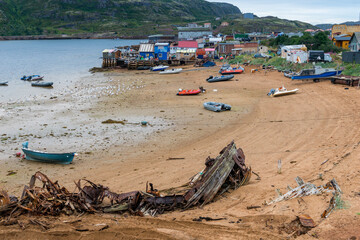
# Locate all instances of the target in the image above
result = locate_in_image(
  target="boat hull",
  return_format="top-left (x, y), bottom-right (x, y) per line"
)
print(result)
top-left (207, 75), bottom-right (234, 83)
top-left (31, 82), bottom-right (53, 87)
top-left (0, 81), bottom-right (8, 85)
top-left (177, 89), bottom-right (201, 95)
top-left (203, 102), bottom-right (231, 112)
top-left (292, 71), bottom-right (342, 80)
top-left (151, 66), bottom-right (169, 71)
top-left (22, 148), bottom-right (75, 164)
top-left (160, 68), bottom-right (182, 74)
top-left (220, 69), bottom-right (243, 75)
top-left (273, 89), bottom-right (298, 97)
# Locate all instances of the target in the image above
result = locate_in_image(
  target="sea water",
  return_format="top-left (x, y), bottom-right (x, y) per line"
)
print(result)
top-left (0, 39), bottom-right (143, 102)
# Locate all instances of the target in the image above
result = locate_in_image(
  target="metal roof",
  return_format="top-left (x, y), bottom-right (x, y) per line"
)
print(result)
top-left (139, 44), bottom-right (154, 52)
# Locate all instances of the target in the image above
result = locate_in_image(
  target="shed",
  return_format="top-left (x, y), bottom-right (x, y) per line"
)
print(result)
top-left (281, 45), bottom-right (307, 58)
top-left (154, 43), bottom-right (170, 60)
top-left (139, 44), bottom-right (155, 59)
top-left (332, 34), bottom-right (351, 49)
top-left (102, 49), bottom-right (115, 59)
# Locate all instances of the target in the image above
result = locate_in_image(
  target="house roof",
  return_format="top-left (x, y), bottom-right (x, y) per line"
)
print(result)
top-left (139, 44), bottom-right (154, 52)
top-left (155, 43), bottom-right (169, 46)
top-left (334, 36), bottom-right (351, 41)
top-left (178, 41), bottom-right (198, 48)
top-left (350, 32), bottom-right (360, 43)
top-left (235, 42), bottom-right (258, 48)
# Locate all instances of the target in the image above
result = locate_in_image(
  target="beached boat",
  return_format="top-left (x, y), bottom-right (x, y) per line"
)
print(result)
top-left (291, 66), bottom-right (342, 80)
top-left (150, 65), bottom-right (169, 71)
top-left (206, 75), bottom-right (234, 83)
top-left (31, 81), bottom-right (53, 87)
top-left (268, 86), bottom-right (299, 97)
top-left (22, 142), bottom-right (76, 164)
top-left (137, 66), bottom-right (151, 70)
top-left (177, 89), bottom-right (201, 96)
top-left (220, 66), bottom-right (244, 75)
top-left (21, 75), bottom-right (44, 81)
top-left (159, 68), bottom-right (182, 74)
top-left (0, 81), bottom-right (8, 85)
top-left (204, 102), bottom-right (231, 112)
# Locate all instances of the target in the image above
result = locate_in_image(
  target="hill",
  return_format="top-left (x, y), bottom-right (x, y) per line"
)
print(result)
top-left (0, 0), bottom-right (241, 36)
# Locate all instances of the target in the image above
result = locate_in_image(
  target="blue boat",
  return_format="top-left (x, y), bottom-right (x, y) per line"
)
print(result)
top-left (150, 65), bottom-right (169, 71)
top-left (21, 75), bottom-right (44, 81)
top-left (22, 142), bottom-right (75, 164)
top-left (291, 67), bottom-right (342, 80)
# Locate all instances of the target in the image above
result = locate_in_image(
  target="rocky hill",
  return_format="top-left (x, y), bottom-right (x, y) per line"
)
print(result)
top-left (0, 0), bottom-right (241, 36)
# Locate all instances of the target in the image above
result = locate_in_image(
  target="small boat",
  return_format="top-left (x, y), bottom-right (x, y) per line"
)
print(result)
top-left (206, 75), bottom-right (234, 83)
top-left (177, 89), bottom-right (201, 95)
top-left (31, 81), bottom-right (53, 87)
top-left (220, 66), bottom-right (244, 75)
top-left (203, 102), bottom-right (231, 112)
top-left (159, 68), bottom-right (182, 74)
top-left (150, 65), bottom-right (169, 71)
top-left (21, 75), bottom-right (44, 81)
top-left (268, 86), bottom-right (298, 97)
top-left (137, 66), bottom-right (151, 70)
top-left (0, 81), bottom-right (8, 86)
top-left (22, 142), bottom-right (76, 164)
top-left (291, 66), bottom-right (342, 80)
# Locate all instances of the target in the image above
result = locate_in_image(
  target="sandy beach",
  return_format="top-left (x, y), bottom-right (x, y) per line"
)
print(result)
top-left (1, 64), bottom-right (360, 239)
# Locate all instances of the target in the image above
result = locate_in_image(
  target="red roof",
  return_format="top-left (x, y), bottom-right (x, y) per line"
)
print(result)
top-left (178, 41), bottom-right (198, 48)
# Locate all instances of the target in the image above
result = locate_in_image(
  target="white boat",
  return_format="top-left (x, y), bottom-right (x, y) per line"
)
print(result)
top-left (159, 68), bottom-right (182, 74)
top-left (268, 86), bottom-right (298, 97)
top-left (150, 65), bottom-right (169, 71)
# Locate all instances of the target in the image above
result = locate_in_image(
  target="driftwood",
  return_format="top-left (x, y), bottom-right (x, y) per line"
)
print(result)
top-left (0, 141), bottom-right (251, 220)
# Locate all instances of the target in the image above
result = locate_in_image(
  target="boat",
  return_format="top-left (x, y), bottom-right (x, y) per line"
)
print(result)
top-left (31, 81), bottom-right (53, 87)
top-left (206, 75), bottom-right (234, 83)
top-left (291, 66), bottom-right (342, 80)
top-left (150, 65), bottom-right (169, 71)
top-left (137, 66), bottom-right (151, 70)
top-left (220, 65), bottom-right (244, 75)
top-left (21, 142), bottom-right (76, 164)
top-left (21, 75), bottom-right (44, 81)
top-left (203, 102), bottom-right (231, 112)
top-left (0, 81), bottom-right (8, 86)
top-left (177, 89), bottom-right (201, 96)
top-left (267, 86), bottom-right (299, 97)
top-left (159, 68), bottom-right (182, 74)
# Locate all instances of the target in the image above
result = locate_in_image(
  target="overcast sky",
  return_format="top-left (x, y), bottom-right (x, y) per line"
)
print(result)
top-left (208, 0), bottom-right (360, 25)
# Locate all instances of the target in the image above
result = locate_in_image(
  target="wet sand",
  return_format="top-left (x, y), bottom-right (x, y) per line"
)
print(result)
top-left (1, 65), bottom-right (360, 239)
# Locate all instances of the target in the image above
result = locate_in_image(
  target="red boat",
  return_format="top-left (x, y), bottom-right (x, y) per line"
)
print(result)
top-left (177, 89), bottom-right (201, 96)
top-left (220, 69), bottom-right (243, 75)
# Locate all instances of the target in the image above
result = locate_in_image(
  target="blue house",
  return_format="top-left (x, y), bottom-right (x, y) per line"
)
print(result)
top-left (154, 43), bottom-right (170, 60)
top-left (139, 44), bottom-right (155, 59)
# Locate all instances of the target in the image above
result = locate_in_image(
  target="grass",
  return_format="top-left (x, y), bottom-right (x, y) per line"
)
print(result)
top-left (335, 194), bottom-right (350, 210)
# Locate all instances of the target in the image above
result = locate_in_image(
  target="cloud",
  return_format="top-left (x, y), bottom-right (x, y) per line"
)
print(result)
top-left (207, 0), bottom-right (360, 24)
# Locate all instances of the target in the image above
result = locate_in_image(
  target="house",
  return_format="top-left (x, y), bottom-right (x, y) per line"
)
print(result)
top-left (349, 32), bottom-right (360, 51)
top-left (177, 25), bottom-right (213, 40)
top-left (332, 34), bottom-right (351, 49)
top-left (139, 44), bottom-right (155, 59)
top-left (154, 43), bottom-right (170, 60)
top-left (204, 23), bottom-right (212, 28)
top-left (219, 43), bottom-right (235, 55)
top-left (331, 24), bottom-right (360, 39)
top-left (233, 42), bottom-right (259, 54)
top-left (176, 41), bottom-right (198, 60)
top-left (221, 22), bottom-right (229, 27)
top-left (281, 45), bottom-right (307, 58)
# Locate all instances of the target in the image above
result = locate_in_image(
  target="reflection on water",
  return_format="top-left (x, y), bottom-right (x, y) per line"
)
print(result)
top-left (0, 39), bottom-right (143, 102)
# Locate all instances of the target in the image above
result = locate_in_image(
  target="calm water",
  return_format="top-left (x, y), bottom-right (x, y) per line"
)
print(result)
top-left (0, 39), bottom-right (143, 102)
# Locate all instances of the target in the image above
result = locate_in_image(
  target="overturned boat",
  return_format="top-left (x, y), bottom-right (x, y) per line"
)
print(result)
top-left (291, 66), bottom-right (342, 80)
top-left (204, 102), bottom-right (231, 112)
top-left (268, 86), bottom-right (298, 97)
top-left (31, 81), bottom-right (53, 87)
top-left (159, 68), bottom-right (182, 74)
top-left (206, 75), bottom-right (234, 83)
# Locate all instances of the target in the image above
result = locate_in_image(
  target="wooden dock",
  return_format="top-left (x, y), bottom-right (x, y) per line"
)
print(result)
top-left (331, 76), bottom-right (360, 87)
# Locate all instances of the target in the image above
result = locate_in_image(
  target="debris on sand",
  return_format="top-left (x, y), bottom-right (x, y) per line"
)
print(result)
top-left (0, 141), bottom-right (251, 220)
top-left (101, 119), bottom-right (126, 124)
top-left (268, 177), bottom-right (341, 219)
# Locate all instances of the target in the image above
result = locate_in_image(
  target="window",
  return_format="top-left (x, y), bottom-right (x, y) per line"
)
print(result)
top-left (158, 53), bottom-right (162, 58)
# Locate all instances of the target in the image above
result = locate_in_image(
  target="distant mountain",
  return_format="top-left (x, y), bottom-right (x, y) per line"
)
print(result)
top-left (315, 24), bottom-right (333, 30)
top-left (0, 0), bottom-right (241, 36)
top-left (341, 21), bottom-right (360, 26)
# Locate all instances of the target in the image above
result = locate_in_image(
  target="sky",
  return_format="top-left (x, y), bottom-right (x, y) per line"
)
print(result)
top-left (207, 0), bottom-right (360, 25)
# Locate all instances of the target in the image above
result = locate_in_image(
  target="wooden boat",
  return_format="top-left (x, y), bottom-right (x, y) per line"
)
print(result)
top-left (31, 81), bottom-right (53, 87)
top-left (159, 68), bottom-right (182, 74)
top-left (21, 75), bottom-right (44, 81)
top-left (177, 89), bottom-right (201, 95)
top-left (291, 66), bottom-right (342, 80)
top-left (268, 86), bottom-right (298, 97)
top-left (203, 102), bottom-right (231, 112)
top-left (206, 75), bottom-right (234, 83)
top-left (150, 65), bottom-right (169, 71)
top-left (0, 81), bottom-right (8, 85)
top-left (22, 142), bottom-right (75, 164)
